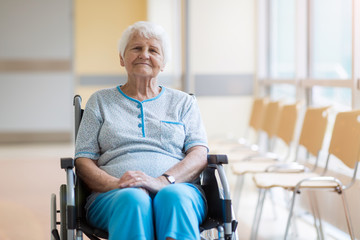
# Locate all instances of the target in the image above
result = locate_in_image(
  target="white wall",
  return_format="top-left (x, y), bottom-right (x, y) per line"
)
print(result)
top-left (190, 0), bottom-right (255, 74)
top-left (0, 0), bottom-right (72, 59)
top-left (147, 0), bottom-right (183, 89)
top-left (0, 0), bottom-right (73, 140)
top-left (189, 0), bottom-right (255, 140)
top-left (0, 0), bottom-right (256, 142)
top-left (197, 96), bottom-right (253, 140)
top-left (0, 73), bottom-right (73, 132)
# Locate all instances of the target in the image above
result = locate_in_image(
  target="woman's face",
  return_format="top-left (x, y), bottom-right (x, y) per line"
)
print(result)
top-left (120, 33), bottom-right (165, 79)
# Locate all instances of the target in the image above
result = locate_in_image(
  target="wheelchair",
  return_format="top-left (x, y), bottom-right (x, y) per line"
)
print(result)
top-left (51, 95), bottom-right (238, 240)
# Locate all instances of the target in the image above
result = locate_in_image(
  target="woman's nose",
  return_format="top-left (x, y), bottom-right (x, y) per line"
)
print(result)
top-left (139, 49), bottom-right (150, 59)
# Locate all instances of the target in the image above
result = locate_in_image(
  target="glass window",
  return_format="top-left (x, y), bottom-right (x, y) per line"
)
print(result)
top-left (311, 0), bottom-right (352, 79)
top-left (311, 86), bottom-right (351, 110)
top-left (270, 84), bottom-right (296, 102)
top-left (269, 0), bottom-right (296, 78)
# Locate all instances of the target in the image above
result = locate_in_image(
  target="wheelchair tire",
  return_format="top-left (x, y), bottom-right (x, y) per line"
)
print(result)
top-left (50, 194), bottom-right (57, 240)
top-left (60, 184), bottom-right (67, 240)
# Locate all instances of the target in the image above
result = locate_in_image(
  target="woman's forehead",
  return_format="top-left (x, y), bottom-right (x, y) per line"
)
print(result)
top-left (129, 32), bottom-right (161, 46)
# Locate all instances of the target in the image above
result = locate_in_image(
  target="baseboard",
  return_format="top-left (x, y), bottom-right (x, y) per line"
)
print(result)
top-left (0, 132), bottom-right (72, 144)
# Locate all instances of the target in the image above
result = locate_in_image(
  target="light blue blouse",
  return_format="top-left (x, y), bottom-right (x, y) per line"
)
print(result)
top-left (75, 86), bottom-right (208, 180)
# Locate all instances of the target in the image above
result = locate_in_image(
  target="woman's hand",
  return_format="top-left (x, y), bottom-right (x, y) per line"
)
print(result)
top-left (118, 171), bottom-right (169, 193)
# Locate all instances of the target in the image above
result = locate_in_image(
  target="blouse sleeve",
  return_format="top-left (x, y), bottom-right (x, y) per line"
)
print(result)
top-left (74, 95), bottom-right (103, 160)
top-left (182, 96), bottom-right (209, 153)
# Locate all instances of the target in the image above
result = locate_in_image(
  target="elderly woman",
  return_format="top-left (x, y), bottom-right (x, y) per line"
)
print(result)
top-left (75, 21), bottom-right (208, 240)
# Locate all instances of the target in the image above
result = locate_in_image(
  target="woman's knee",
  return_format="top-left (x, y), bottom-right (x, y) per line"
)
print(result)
top-left (107, 188), bottom-right (153, 229)
top-left (111, 188), bottom-right (152, 209)
top-left (154, 184), bottom-right (188, 205)
top-left (88, 188), bottom-right (151, 230)
top-left (153, 184), bottom-right (206, 240)
top-left (154, 183), bottom-right (203, 209)
top-left (91, 188), bottom-right (154, 239)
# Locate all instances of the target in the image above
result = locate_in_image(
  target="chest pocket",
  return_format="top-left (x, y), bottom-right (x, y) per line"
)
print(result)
top-left (160, 121), bottom-right (186, 154)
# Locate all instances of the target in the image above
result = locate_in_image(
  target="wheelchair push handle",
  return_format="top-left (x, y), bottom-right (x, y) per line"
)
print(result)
top-left (207, 154), bottom-right (228, 165)
top-left (61, 157), bottom-right (75, 169)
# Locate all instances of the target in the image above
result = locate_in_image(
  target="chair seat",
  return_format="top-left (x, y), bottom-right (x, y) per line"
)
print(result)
top-left (227, 149), bottom-right (262, 162)
top-left (229, 150), bottom-right (279, 162)
top-left (209, 141), bottom-right (248, 153)
top-left (231, 160), bottom-right (279, 174)
top-left (253, 172), bottom-right (340, 190)
top-left (211, 141), bottom-right (260, 154)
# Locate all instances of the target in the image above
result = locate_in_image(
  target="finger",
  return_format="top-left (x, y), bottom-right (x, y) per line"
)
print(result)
top-left (119, 176), bottom-right (143, 188)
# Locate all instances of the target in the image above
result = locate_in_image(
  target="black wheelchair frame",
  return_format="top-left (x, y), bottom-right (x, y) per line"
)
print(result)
top-left (51, 95), bottom-right (238, 240)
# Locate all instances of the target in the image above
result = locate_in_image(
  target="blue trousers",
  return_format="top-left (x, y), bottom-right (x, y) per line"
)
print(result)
top-left (87, 183), bottom-right (206, 240)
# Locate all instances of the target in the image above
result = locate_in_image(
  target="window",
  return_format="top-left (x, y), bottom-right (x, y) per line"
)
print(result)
top-left (311, 0), bottom-right (352, 79)
top-left (270, 84), bottom-right (296, 102)
top-left (269, 0), bottom-right (296, 79)
top-left (312, 86), bottom-right (351, 110)
top-left (258, 0), bottom-right (359, 110)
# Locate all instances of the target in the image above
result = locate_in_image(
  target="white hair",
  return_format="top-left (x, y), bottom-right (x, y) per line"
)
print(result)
top-left (118, 21), bottom-right (171, 65)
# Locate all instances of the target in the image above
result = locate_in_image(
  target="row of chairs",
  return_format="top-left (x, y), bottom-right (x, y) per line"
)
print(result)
top-left (212, 99), bottom-right (302, 212)
top-left (214, 98), bottom-right (360, 239)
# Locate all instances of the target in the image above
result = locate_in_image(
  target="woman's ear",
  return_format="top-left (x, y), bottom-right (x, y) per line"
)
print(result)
top-left (160, 61), bottom-right (166, 72)
top-left (119, 54), bottom-right (125, 67)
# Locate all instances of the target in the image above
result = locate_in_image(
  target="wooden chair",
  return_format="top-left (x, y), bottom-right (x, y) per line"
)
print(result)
top-left (242, 97), bottom-right (269, 146)
top-left (251, 110), bottom-right (360, 240)
top-left (231, 102), bottom-right (301, 210)
top-left (294, 106), bottom-right (330, 166)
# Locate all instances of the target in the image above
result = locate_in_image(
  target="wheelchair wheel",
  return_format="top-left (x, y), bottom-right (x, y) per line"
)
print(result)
top-left (50, 193), bottom-right (59, 240)
top-left (60, 184), bottom-right (67, 240)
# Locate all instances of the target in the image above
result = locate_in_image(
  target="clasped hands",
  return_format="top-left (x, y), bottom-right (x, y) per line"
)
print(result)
top-left (116, 171), bottom-right (169, 194)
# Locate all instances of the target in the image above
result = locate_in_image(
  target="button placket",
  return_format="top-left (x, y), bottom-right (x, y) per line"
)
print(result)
top-left (137, 102), bottom-right (145, 137)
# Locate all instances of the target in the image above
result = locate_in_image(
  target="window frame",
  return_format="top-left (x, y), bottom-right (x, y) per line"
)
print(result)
top-left (256, 0), bottom-right (360, 109)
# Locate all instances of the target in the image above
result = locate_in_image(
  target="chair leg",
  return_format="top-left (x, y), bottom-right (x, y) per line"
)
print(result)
top-left (233, 175), bottom-right (245, 214)
top-left (308, 192), bottom-right (324, 240)
top-left (283, 190), bottom-right (298, 238)
top-left (341, 192), bottom-right (355, 240)
top-left (268, 189), bottom-right (278, 220)
top-left (284, 190), bottom-right (299, 240)
top-left (250, 188), bottom-right (267, 240)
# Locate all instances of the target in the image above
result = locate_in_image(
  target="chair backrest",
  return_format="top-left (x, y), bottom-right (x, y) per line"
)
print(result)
top-left (298, 106), bottom-right (330, 157)
top-left (260, 100), bottom-right (282, 139)
top-left (248, 98), bottom-right (268, 131)
top-left (275, 102), bottom-right (301, 146)
top-left (329, 110), bottom-right (360, 169)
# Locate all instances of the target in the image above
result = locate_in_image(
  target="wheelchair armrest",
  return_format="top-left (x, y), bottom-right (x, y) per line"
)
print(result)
top-left (203, 154), bottom-right (238, 237)
top-left (61, 157), bottom-right (75, 169)
top-left (207, 154), bottom-right (228, 165)
top-left (60, 157), bottom-right (77, 230)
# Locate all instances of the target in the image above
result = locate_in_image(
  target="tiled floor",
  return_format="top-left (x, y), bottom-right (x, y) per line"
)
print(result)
top-left (0, 143), bottom-right (346, 240)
